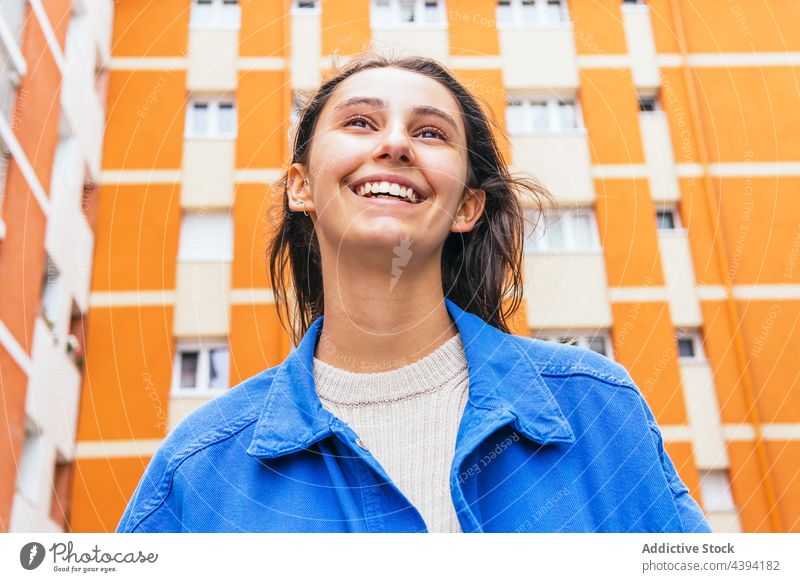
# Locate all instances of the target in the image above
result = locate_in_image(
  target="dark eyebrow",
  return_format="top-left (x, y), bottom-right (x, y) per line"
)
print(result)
top-left (332, 96), bottom-right (460, 133)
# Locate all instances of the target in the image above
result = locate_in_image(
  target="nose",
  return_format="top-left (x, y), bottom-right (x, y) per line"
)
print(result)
top-left (372, 122), bottom-right (415, 165)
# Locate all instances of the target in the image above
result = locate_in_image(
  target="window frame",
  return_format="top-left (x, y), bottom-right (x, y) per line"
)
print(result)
top-left (185, 97), bottom-right (238, 139)
top-left (655, 205), bottom-right (683, 232)
top-left (291, 0), bottom-right (321, 14)
top-left (534, 331), bottom-right (615, 360)
top-left (496, 0), bottom-right (571, 29)
top-left (506, 95), bottom-right (583, 134)
top-left (699, 469), bottom-right (737, 513)
top-left (172, 339), bottom-right (231, 396)
top-left (177, 211), bottom-right (234, 263)
top-left (370, 0), bottom-right (448, 29)
top-left (526, 207), bottom-right (601, 254)
top-left (675, 328), bottom-right (705, 363)
top-left (190, 0), bottom-right (241, 30)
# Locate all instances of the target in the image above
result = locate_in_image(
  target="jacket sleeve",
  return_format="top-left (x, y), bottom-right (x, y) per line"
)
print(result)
top-left (116, 442), bottom-right (184, 533)
top-left (637, 394), bottom-right (713, 533)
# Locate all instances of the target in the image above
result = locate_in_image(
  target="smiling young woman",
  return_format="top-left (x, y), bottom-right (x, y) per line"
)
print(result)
top-left (118, 53), bottom-right (711, 534)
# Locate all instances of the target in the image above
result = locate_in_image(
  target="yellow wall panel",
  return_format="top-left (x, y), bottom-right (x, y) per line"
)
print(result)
top-left (568, 0), bottom-right (627, 55)
top-left (233, 183), bottom-right (273, 289)
top-left (236, 71), bottom-right (286, 168)
top-left (111, 0), bottom-right (189, 57)
top-left (103, 71), bottom-right (187, 169)
top-left (70, 456), bottom-right (151, 532)
top-left (679, 177), bottom-right (723, 286)
top-left (595, 178), bottom-right (665, 287)
top-left (229, 304), bottom-right (288, 385)
top-left (728, 441), bottom-right (775, 532)
top-left (659, 68), bottom-right (701, 164)
top-left (447, 0), bottom-right (499, 56)
top-left (646, 0), bottom-right (680, 54)
top-left (737, 300), bottom-right (800, 423)
top-left (611, 302), bottom-right (688, 425)
top-left (91, 184), bottom-right (181, 292)
top-left (240, 0), bottom-right (289, 57)
top-left (76, 306), bottom-right (174, 441)
top-left (695, 68), bottom-right (800, 163)
top-left (664, 441), bottom-right (703, 511)
top-left (320, 0), bottom-right (371, 56)
top-left (718, 177), bottom-right (800, 285)
top-left (452, 68), bottom-right (509, 162)
top-left (766, 441), bottom-right (800, 532)
top-left (580, 69), bottom-right (644, 164)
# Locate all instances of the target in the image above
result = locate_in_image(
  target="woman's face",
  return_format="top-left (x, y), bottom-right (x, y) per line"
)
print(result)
top-left (288, 66), bottom-right (485, 257)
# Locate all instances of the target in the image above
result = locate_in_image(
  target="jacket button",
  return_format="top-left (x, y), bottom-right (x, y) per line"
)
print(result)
top-left (355, 438), bottom-right (368, 450)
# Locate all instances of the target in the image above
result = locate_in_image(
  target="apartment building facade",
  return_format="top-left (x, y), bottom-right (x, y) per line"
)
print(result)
top-left (3, 0), bottom-right (795, 532)
top-left (0, 0), bottom-right (112, 531)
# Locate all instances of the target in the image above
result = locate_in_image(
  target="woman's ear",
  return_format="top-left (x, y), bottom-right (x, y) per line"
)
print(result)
top-left (450, 188), bottom-right (486, 233)
top-left (287, 163), bottom-right (315, 213)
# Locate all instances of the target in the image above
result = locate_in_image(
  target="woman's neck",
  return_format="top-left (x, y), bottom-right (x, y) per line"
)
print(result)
top-left (313, 256), bottom-right (458, 373)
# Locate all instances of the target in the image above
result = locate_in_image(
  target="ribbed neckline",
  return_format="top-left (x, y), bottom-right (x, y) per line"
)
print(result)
top-left (313, 333), bottom-right (467, 406)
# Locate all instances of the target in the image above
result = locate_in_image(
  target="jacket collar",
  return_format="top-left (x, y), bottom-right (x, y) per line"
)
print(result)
top-left (247, 298), bottom-right (575, 458)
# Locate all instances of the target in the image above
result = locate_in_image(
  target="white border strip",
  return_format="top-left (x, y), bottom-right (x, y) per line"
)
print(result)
top-left (0, 113), bottom-right (50, 217)
top-left (592, 164), bottom-right (648, 179)
top-left (230, 288), bottom-right (275, 304)
top-left (89, 290), bottom-right (176, 307)
top-left (696, 286), bottom-right (728, 301)
top-left (75, 439), bottom-right (163, 459)
top-left (0, 12), bottom-right (27, 77)
top-left (233, 169), bottom-right (284, 183)
top-left (28, 0), bottom-right (65, 73)
top-left (0, 317), bottom-right (31, 376)
top-left (608, 286), bottom-right (670, 303)
top-left (576, 55), bottom-right (631, 69)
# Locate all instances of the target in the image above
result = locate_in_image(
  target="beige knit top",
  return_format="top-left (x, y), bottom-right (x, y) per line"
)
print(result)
top-left (312, 333), bottom-right (470, 533)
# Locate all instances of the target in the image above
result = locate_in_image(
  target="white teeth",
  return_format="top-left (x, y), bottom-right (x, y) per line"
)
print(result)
top-left (353, 180), bottom-right (421, 202)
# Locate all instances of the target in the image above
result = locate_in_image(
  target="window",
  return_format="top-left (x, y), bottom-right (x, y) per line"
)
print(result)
top-left (623, 0), bottom-right (645, 5)
top-left (699, 469), bottom-right (737, 513)
top-left (191, 0), bottom-right (240, 29)
top-left (526, 208), bottom-right (599, 253)
top-left (535, 331), bottom-right (615, 359)
top-left (172, 340), bottom-right (230, 393)
top-left (178, 212), bottom-right (233, 262)
top-left (186, 97), bottom-right (237, 138)
top-left (676, 329), bottom-right (704, 361)
top-left (292, 0), bottom-right (319, 11)
top-left (655, 206), bottom-right (681, 231)
top-left (638, 93), bottom-right (660, 113)
top-left (496, 0), bottom-right (569, 27)
top-left (506, 96), bottom-right (580, 133)
top-left (40, 256), bottom-right (61, 331)
top-left (371, 0), bottom-right (446, 28)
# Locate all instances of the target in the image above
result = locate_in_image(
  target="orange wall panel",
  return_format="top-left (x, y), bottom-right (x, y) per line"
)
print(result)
top-left (646, 0), bottom-right (680, 54)
top-left (717, 177), bottom-right (800, 285)
top-left (0, 350), bottom-right (27, 531)
top-left (659, 68), bottom-right (701, 164)
top-left (595, 178), bottom-right (665, 287)
top-left (695, 68), bottom-right (800, 163)
top-left (664, 441), bottom-right (703, 511)
top-left (580, 68), bottom-right (644, 164)
top-left (673, 0), bottom-right (800, 53)
top-left (76, 306), bottom-right (174, 441)
top-left (102, 71), bottom-right (186, 170)
top-left (240, 0), bottom-right (289, 57)
top-left (728, 441), bottom-right (774, 532)
top-left (41, 0), bottom-right (72, 51)
top-left (699, 301), bottom-right (749, 424)
top-left (229, 304), bottom-right (287, 385)
top-left (70, 456), bottom-right (152, 532)
top-left (569, 0), bottom-right (627, 55)
top-left (679, 177), bottom-right (723, 286)
top-left (233, 183), bottom-right (273, 289)
top-left (111, 0), bottom-right (189, 57)
top-left (737, 300), bottom-right (800, 424)
top-left (236, 70), bottom-right (286, 168)
top-left (611, 302), bottom-right (687, 425)
top-left (320, 0), bottom-right (371, 55)
top-left (90, 184), bottom-right (181, 292)
top-left (766, 441), bottom-right (800, 532)
top-left (452, 68), bottom-right (509, 162)
top-left (447, 0), bottom-right (499, 57)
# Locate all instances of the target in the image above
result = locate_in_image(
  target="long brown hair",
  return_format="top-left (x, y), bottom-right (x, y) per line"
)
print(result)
top-left (267, 53), bottom-right (552, 345)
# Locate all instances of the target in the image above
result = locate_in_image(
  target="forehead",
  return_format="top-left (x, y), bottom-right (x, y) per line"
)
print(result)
top-left (322, 67), bottom-right (465, 131)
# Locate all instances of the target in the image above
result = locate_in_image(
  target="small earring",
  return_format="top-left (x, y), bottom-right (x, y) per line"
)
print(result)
top-left (299, 200), bottom-right (309, 217)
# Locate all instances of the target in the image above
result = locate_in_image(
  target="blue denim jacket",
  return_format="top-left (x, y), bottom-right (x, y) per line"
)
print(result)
top-left (117, 298), bottom-right (711, 533)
